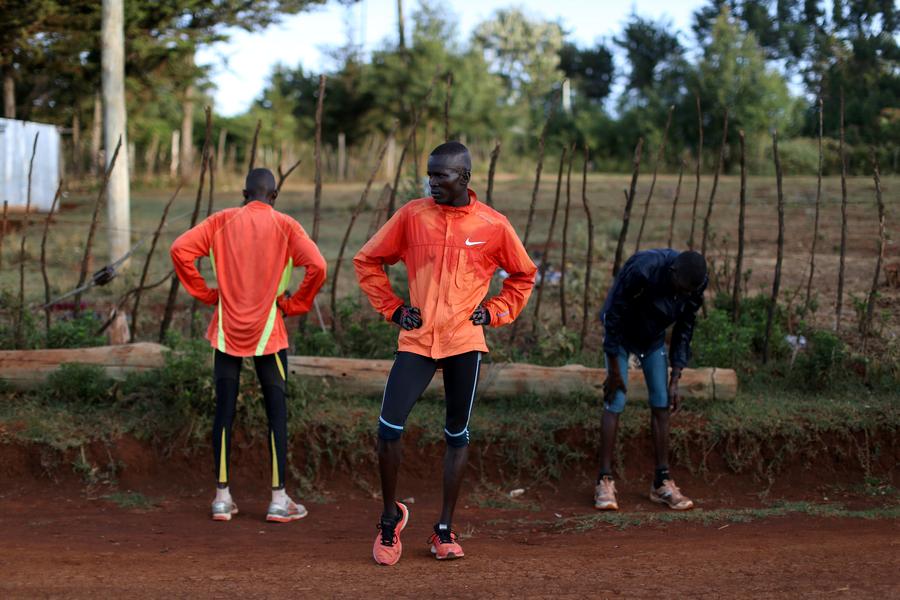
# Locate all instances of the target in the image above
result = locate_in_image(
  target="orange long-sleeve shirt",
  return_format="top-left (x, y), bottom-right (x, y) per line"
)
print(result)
top-left (170, 200), bottom-right (327, 357)
top-left (353, 189), bottom-right (537, 359)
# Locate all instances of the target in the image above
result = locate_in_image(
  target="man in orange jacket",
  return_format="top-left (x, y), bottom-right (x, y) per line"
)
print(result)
top-left (354, 142), bottom-right (537, 565)
top-left (171, 168), bottom-right (327, 523)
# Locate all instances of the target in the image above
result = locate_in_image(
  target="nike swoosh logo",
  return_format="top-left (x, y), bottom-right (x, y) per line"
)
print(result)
top-left (465, 238), bottom-right (486, 246)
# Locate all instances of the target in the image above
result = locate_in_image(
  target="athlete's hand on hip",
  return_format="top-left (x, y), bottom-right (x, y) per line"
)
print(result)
top-left (391, 305), bottom-right (423, 331)
top-left (469, 305), bottom-right (491, 326)
top-left (668, 367), bottom-right (683, 415)
top-left (602, 355), bottom-right (627, 404)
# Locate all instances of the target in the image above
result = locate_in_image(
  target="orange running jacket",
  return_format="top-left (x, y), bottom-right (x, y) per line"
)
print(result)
top-left (353, 189), bottom-right (537, 359)
top-left (170, 200), bottom-right (327, 357)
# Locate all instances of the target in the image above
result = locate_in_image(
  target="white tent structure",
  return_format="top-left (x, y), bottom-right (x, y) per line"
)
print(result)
top-left (0, 118), bottom-right (61, 212)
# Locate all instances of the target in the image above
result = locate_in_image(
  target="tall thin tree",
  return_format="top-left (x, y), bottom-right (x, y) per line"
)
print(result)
top-left (102, 0), bottom-right (131, 263)
top-left (862, 152), bottom-right (885, 345)
top-left (486, 140), bottom-right (501, 207)
top-left (15, 133), bottom-right (39, 348)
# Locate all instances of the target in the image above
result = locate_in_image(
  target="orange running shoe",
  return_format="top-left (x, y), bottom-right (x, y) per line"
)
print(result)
top-left (373, 502), bottom-right (409, 566)
top-left (650, 479), bottom-right (694, 510)
top-left (594, 476), bottom-right (619, 510)
top-left (429, 524), bottom-right (464, 560)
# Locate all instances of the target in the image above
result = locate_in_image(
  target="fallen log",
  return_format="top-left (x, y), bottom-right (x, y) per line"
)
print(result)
top-left (0, 344), bottom-right (738, 400)
top-left (0, 343), bottom-right (167, 388)
top-left (287, 356), bottom-right (737, 401)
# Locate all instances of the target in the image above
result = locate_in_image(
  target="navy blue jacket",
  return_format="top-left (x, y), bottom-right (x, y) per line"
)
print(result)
top-left (601, 249), bottom-right (706, 368)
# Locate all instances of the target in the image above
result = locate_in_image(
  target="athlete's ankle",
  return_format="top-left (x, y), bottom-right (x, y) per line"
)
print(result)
top-left (381, 504), bottom-right (400, 522)
top-left (215, 486), bottom-right (232, 502)
top-left (271, 488), bottom-right (288, 504)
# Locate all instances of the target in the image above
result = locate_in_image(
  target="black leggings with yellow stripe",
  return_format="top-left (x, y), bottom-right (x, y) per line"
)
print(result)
top-left (212, 349), bottom-right (288, 490)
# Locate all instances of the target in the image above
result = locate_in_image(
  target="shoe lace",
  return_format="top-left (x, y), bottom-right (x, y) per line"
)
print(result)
top-left (431, 526), bottom-right (456, 545)
top-left (377, 517), bottom-right (398, 547)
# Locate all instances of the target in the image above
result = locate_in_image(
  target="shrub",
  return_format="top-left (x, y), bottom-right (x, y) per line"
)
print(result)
top-left (42, 363), bottom-right (113, 406)
top-left (792, 330), bottom-right (848, 391)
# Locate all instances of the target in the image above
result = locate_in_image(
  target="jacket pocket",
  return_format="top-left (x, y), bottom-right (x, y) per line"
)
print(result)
top-left (455, 249), bottom-right (478, 289)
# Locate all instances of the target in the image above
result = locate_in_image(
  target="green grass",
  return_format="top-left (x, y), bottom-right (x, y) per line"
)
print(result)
top-left (553, 500), bottom-right (900, 532)
top-left (0, 347), bottom-right (895, 488)
top-left (102, 491), bottom-right (157, 510)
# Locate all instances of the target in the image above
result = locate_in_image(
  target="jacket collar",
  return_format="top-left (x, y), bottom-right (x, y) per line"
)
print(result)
top-left (432, 188), bottom-right (478, 215)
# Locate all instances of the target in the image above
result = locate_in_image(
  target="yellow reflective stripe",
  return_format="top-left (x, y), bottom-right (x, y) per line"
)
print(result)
top-left (218, 428), bottom-right (227, 484)
top-left (209, 248), bottom-right (226, 352)
top-left (254, 259), bottom-right (293, 356)
top-left (274, 353), bottom-right (285, 381)
top-left (270, 431), bottom-right (279, 488)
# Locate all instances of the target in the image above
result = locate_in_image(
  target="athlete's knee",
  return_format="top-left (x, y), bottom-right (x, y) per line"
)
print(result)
top-left (603, 390), bottom-right (627, 414)
top-left (378, 417), bottom-right (404, 441)
top-left (444, 427), bottom-right (470, 448)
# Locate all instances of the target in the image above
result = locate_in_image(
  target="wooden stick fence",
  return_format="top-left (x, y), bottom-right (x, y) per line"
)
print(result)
top-left (612, 137), bottom-right (643, 277)
top-left (862, 152), bottom-right (885, 345)
top-left (531, 146), bottom-right (567, 334)
top-left (247, 119), bottom-right (261, 172)
top-left (330, 121), bottom-right (399, 332)
top-left (486, 140), bottom-right (501, 207)
top-left (40, 182), bottom-right (63, 337)
top-left (15, 133), bottom-right (40, 348)
top-left (700, 108), bottom-right (728, 259)
top-left (688, 93), bottom-right (703, 251)
top-left (666, 160), bottom-right (685, 248)
top-left (763, 130), bottom-right (785, 364)
top-left (559, 145), bottom-right (574, 327)
top-left (75, 135), bottom-right (122, 317)
top-left (836, 88), bottom-right (848, 332)
top-left (579, 144), bottom-right (595, 353)
top-left (634, 104), bottom-right (674, 252)
top-left (732, 131), bottom-right (747, 323)
top-left (131, 185), bottom-right (181, 342)
top-left (313, 75), bottom-right (326, 242)
top-left (0, 200), bottom-right (7, 270)
top-left (804, 97), bottom-right (824, 314)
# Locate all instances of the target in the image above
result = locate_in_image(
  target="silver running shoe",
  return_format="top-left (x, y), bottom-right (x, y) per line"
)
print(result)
top-left (266, 498), bottom-right (308, 523)
top-left (211, 499), bottom-right (239, 521)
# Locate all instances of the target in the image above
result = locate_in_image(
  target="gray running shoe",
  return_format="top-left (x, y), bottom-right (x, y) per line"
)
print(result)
top-left (266, 498), bottom-right (308, 523)
top-left (211, 499), bottom-right (239, 521)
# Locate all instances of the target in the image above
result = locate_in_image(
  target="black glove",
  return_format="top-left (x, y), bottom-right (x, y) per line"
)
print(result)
top-left (469, 305), bottom-right (491, 326)
top-left (391, 305), bottom-right (423, 331)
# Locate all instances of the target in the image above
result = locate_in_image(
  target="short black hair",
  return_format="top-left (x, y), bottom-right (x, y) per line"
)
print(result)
top-left (244, 168), bottom-right (277, 199)
top-left (673, 251), bottom-right (707, 289)
top-left (429, 141), bottom-right (472, 171)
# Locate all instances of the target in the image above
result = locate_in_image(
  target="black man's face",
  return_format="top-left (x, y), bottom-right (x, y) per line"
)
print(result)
top-left (427, 155), bottom-right (469, 205)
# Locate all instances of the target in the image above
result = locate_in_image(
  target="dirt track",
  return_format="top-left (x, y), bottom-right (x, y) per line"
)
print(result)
top-left (2, 474), bottom-right (898, 599)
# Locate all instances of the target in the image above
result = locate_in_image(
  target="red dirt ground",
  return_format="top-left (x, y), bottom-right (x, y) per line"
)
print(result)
top-left (1, 437), bottom-right (898, 599)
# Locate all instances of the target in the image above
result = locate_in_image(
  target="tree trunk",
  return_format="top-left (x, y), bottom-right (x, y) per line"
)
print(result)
top-left (91, 91), bottom-right (103, 176)
top-left (180, 83), bottom-right (195, 178)
top-left (144, 131), bottom-right (160, 178)
top-left (101, 0), bottom-right (131, 264)
top-left (688, 93), bottom-right (703, 251)
top-left (172, 133), bottom-right (185, 182)
top-left (71, 110), bottom-right (81, 177)
top-left (337, 132), bottom-right (346, 182)
top-left (579, 145), bottom-right (595, 353)
top-left (216, 128), bottom-right (227, 175)
top-left (804, 97), bottom-right (824, 313)
top-left (3, 67), bottom-right (14, 118)
top-left (397, 0), bottom-right (406, 49)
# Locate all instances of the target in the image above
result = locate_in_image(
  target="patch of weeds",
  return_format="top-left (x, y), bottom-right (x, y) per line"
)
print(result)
top-left (103, 491), bottom-right (157, 510)
top-left (555, 500), bottom-right (900, 533)
top-left (468, 481), bottom-right (540, 512)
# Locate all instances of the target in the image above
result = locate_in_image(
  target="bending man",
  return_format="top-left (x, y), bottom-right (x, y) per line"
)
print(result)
top-left (594, 249), bottom-right (707, 512)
